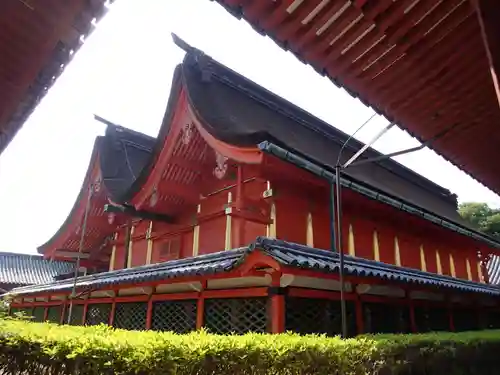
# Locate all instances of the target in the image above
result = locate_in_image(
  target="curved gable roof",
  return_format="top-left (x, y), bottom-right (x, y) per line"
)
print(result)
top-left (99, 123), bottom-right (156, 203)
top-left (37, 123), bottom-right (155, 255)
top-left (178, 44), bottom-right (464, 223)
top-left (38, 38), bottom-right (497, 256)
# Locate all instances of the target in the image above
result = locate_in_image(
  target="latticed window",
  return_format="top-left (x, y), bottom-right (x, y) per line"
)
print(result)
top-left (286, 297), bottom-right (357, 337)
top-left (483, 308), bottom-right (500, 329)
top-left (32, 307), bottom-right (45, 322)
top-left (114, 302), bottom-right (147, 330)
top-left (9, 307), bottom-right (19, 316)
top-left (414, 305), bottom-right (449, 332)
top-left (63, 304), bottom-right (84, 325)
top-left (47, 306), bottom-right (62, 323)
top-left (18, 307), bottom-right (33, 317)
top-left (453, 308), bottom-right (479, 332)
top-left (85, 303), bottom-right (112, 326)
top-left (204, 298), bottom-right (268, 334)
top-left (152, 300), bottom-right (197, 333)
top-left (363, 302), bottom-right (410, 334)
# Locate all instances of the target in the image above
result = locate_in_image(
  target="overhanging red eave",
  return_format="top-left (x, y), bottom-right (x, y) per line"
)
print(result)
top-left (187, 102), bottom-right (264, 164)
top-left (37, 138), bottom-right (120, 260)
top-left (0, 0), bottom-right (114, 156)
top-left (37, 139), bottom-right (100, 257)
top-left (130, 88), bottom-right (263, 211)
top-left (211, 0), bottom-right (500, 196)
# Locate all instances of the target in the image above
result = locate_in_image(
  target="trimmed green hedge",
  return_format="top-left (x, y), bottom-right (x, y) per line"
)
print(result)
top-left (0, 318), bottom-right (500, 374)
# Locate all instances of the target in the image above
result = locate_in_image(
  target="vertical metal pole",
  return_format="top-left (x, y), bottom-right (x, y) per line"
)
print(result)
top-left (335, 165), bottom-right (348, 339)
top-left (67, 184), bottom-right (93, 324)
top-left (328, 181), bottom-right (337, 252)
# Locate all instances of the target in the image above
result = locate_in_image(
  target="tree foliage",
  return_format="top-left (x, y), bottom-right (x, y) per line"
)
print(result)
top-left (458, 202), bottom-right (500, 237)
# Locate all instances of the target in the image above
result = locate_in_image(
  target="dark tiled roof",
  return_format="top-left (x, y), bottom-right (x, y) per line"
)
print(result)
top-left (37, 123), bottom-right (155, 254)
top-left (254, 238), bottom-right (500, 295)
top-left (8, 238), bottom-right (500, 297)
top-left (174, 43), bottom-right (500, 248)
top-left (99, 124), bottom-right (156, 203)
top-left (180, 46), bottom-right (466, 224)
top-left (0, 252), bottom-right (74, 287)
top-left (8, 248), bottom-right (246, 296)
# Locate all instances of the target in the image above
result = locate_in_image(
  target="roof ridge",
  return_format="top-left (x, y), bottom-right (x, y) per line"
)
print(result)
top-left (253, 237), bottom-right (500, 292)
top-left (0, 251), bottom-right (41, 258)
top-left (8, 237), bottom-right (500, 297)
top-left (180, 45), bottom-right (455, 201)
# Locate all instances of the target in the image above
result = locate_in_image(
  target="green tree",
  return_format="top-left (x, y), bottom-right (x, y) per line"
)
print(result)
top-left (458, 202), bottom-right (500, 237)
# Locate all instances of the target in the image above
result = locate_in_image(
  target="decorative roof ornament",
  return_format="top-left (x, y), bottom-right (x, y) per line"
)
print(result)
top-left (213, 151), bottom-right (228, 180)
top-left (93, 173), bottom-right (103, 193)
top-left (149, 188), bottom-right (158, 207)
top-left (181, 122), bottom-right (194, 145)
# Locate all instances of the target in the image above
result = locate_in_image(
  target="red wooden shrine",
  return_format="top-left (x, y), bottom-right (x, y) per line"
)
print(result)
top-left (7, 42), bottom-right (500, 336)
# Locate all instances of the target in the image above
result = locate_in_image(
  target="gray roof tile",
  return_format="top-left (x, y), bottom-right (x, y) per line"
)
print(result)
top-left (7, 238), bottom-right (500, 296)
top-left (0, 252), bottom-right (74, 286)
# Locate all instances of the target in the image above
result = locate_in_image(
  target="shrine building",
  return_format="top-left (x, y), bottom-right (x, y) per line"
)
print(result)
top-left (6, 42), bottom-right (500, 336)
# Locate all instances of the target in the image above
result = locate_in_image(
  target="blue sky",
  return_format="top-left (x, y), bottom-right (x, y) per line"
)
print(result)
top-left (0, 0), bottom-right (498, 255)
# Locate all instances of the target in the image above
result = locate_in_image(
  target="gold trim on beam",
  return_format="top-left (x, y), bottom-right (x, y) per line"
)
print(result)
top-left (373, 230), bottom-right (380, 261)
top-left (266, 181), bottom-right (276, 239)
top-left (466, 258), bottom-right (472, 281)
top-left (267, 202), bottom-right (277, 238)
top-left (436, 249), bottom-right (442, 275)
top-left (109, 233), bottom-right (118, 271)
top-left (146, 221), bottom-right (154, 265)
top-left (225, 192), bottom-right (233, 251)
top-left (449, 253), bottom-right (456, 277)
top-left (348, 224), bottom-right (355, 256)
top-left (419, 245), bottom-right (426, 272)
top-left (263, 180), bottom-right (273, 198)
top-left (394, 236), bottom-right (401, 266)
top-left (127, 226), bottom-right (135, 269)
top-left (306, 212), bottom-right (314, 247)
top-left (477, 259), bottom-right (484, 283)
top-left (192, 204), bottom-right (201, 256)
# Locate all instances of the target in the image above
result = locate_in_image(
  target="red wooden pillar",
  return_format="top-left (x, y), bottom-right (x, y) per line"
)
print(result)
top-left (234, 164), bottom-right (245, 247)
top-left (109, 293), bottom-right (117, 327)
top-left (269, 273), bottom-right (285, 334)
top-left (196, 281), bottom-right (207, 330)
top-left (354, 287), bottom-right (364, 335)
top-left (409, 305), bottom-right (417, 333)
top-left (406, 291), bottom-right (417, 333)
top-left (60, 302), bottom-right (67, 325)
top-left (447, 297), bottom-right (455, 332)
top-left (475, 299), bottom-right (484, 330)
top-left (82, 300), bottom-right (89, 325)
top-left (146, 296), bottom-right (154, 330)
top-left (43, 306), bottom-right (49, 322)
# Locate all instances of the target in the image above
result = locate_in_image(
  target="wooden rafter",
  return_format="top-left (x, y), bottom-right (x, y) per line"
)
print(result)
top-left (473, 0), bottom-right (500, 108)
top-left (211, 0), bottom-right (500, 195)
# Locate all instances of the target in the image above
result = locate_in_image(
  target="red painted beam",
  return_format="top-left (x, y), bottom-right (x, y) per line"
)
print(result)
top-left (473, 0), bottom-right (500, 108)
